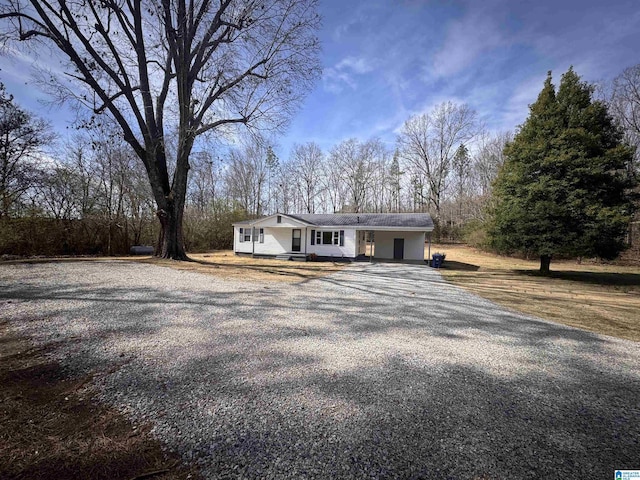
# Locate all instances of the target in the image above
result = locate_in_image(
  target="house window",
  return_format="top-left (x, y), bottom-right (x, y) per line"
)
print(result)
top-left (259, 228), bottom-right (264, 243)
top-left (316, 230), bottom-right (343, 245)
top-left (310, 229), bottom-right (315, 245)
top-left (239, 228), bottom-right (244, 243)
top-left (244, 228), bottom-right (252, 242)
top-left (277, 215), bottom-right (282, 223)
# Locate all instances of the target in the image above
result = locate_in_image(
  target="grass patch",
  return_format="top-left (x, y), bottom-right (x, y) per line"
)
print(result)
top-left (432, 244), bottom-right (640, 342)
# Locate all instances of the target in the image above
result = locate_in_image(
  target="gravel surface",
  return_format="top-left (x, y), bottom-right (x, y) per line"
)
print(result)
top-left (1, 260), bottom-right (639, 479)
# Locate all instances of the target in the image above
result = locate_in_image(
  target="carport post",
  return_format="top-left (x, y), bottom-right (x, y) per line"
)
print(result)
top-left (369, 230), bottom-right (373, 263)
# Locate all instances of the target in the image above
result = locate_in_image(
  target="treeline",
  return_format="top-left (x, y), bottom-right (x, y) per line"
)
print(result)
top-left (1, 64), bottom-right (639, 257)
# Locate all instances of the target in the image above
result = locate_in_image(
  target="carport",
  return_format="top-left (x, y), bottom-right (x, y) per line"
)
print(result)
top-left (357, 228), bottom-right (432, 262)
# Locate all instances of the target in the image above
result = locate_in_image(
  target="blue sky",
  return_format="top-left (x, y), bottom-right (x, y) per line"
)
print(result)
top-left (279, 0), bottom-right (640, 154)
top-left (1, 0), bottom-right (639, 158)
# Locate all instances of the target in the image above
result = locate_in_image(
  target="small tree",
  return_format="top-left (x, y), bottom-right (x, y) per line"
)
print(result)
top-left (489, 68), bottom-right (636, 273)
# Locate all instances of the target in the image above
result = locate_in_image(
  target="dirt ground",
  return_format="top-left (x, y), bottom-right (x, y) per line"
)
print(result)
top-left (432, 244), bottom-right (640, 342)
top-left (0, 322), bottom-right (200, 480)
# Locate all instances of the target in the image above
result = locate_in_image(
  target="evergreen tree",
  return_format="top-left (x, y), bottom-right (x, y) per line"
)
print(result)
top-left (389, 150), bottom-right (402, 212)
top-left (489, 68), bottom-right (636, 273)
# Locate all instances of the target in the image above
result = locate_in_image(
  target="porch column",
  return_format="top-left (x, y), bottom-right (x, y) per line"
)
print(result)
top-left (427, 232), bottom-right (431, 266)
top-left (369, 230), bottom-right (373, 263)
top-left (251, 226), bottom-right (255, 257)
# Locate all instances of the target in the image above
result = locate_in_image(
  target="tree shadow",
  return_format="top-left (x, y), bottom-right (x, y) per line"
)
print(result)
top-left (439, 260), bottom-right (481, 271)
top-left (517, 269), bottom-right (640, 287)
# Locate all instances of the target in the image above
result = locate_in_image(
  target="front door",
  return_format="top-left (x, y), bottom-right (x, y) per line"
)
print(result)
top-left (393, 238), bottom-right (404, 260)
top-left (292, 229), bottom-right (301, 252)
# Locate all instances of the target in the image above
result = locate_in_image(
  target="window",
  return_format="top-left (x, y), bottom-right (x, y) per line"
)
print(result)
top-left (239, 228), bottom-right (243, 242)
top-left (277, 215), bottom-right (282, 223)
top-left (244, 228), bottom-right (251, 242)
top-left (315, 230), bottom-right (344, 245)
top-left (259, 228), bottom-right (264, 243)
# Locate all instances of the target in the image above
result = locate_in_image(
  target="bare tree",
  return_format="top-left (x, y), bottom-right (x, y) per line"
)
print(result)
top-left (1, 0), bottom-right (320, 258)
top-left (321, 162), bottom-right (345, 213)
top-left (397, 102), bottom-right (478, 219)
top-left (0, 83), bottom-right (53, 217)
top-left (224, 138), bottom-right (269, 216)
top-left (473, 131), bottom-right (511, 197)
top-left (290, 142), bottom-right (323, 213)
top-left (328, 138), bottom-right (382, 213)
top-left (610, 64), bottom-right (640, 177)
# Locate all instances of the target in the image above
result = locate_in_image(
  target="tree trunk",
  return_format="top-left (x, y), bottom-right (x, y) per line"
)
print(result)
top-left (540, 254), bottom-right (552, 274)
top-left (155, 201), bottom-right (188, 260)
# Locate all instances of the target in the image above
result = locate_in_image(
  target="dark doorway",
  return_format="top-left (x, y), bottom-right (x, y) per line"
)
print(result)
top-left (292, 229), bottom-right (301, 252)
top-left (393, 238), bottom-right (404, 260)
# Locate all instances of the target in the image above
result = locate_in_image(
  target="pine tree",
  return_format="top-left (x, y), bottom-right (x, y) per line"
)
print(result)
top-left (489, 68), bottom-right (636, 273)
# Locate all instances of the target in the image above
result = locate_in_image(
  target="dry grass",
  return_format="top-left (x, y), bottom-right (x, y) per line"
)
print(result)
top-left (0, 322), bottom-right (200, 480)
top-left (130, 251), bottom-right (346, 283)
top-left (432, 244), bottom-right (640, 342)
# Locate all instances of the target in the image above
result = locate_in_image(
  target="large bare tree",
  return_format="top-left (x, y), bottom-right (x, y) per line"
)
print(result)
top-left (397, 102), bottom-right (478, 219)
top-left (0, 0), bottom-right (320, 258)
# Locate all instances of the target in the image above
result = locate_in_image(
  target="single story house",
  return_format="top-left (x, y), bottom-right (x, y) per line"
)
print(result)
top-left (233, 213), bottom-right (434, 262)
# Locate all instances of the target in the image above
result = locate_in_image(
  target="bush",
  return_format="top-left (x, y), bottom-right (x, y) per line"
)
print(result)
top-left (0, 216), bottom-right (157, 257)
top-left (462, 220), bottom-right (489, 249)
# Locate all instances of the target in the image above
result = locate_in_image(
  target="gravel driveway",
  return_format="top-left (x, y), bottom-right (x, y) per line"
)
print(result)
top-left (1, 260), bottom-right (639, 479)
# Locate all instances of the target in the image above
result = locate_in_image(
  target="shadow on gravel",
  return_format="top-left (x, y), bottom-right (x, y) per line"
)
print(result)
top-left (1, 262), bottom-right (639, 479)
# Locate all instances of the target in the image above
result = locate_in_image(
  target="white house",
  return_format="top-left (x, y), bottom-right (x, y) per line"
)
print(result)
top-left (233, 213), bottom-right (434, 262)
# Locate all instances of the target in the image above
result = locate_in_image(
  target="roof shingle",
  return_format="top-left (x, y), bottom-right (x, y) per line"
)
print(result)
top-left (286, 213), bottom-right (433, 228)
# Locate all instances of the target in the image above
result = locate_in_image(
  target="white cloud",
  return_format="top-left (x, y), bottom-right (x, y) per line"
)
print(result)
top-left (336, 56), bottom-right (375, 74)
top-left (322, 55), bottom-right (376, 93)
top-left (429, 10), bottom-right (504, 79)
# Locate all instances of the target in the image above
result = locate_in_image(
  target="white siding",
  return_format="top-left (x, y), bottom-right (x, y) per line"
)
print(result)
top-left (357, 230), bottom-right (367, 255)
top-left (235, 226), bottom-right (308, 255)
top-left (373, 231), bottom-right (425, 260)
top-left (235, 225), bottom-right (425, 260)
top-left (253, 215), bottom-right (307, 228)
top-left (307, 228), bottom-right (356, 258)
top-left (234, 226), bottom-right (253, 253)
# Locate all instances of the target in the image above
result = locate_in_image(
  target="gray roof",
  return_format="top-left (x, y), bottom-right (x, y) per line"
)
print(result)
top-left (236, 213), bottom-right (433, 229)
top-left (290, 213), bottom-right (433, 228)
